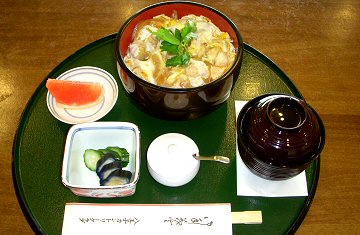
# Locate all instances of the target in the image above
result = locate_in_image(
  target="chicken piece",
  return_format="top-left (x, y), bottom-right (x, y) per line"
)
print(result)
top-left (129, 24), bottom-right (159, 61)
top-left (189, 76), bottom-right (206, 88)
top-left (169, 74), bottom-right (191, 88)
top-left (124, 57), bottom-right (156, 84)
top-left (185, 60), bottom-right (210, 86)
top-left (205, 46), bottom-right (231, 67)
top-left (178, 74), bottom-right (192, 88)
top-left (151, 14), bottom-right (172, 28)
top-left (214, 50), bottom-right (229, 67)
top-left (188, 38), bottom-right (207, 59)
top-left (151, 52), bottom-right (167, 85)
top-left (135, 26), bottom-right (152, 41)
top-left (163, 69), bottom-right (185, 88)
top-left (210, 66), bottom-right (227, 80)
top-left (186, 60), bottom-right (209, 78)
top-left (128, 42), bottom-right (149, 61)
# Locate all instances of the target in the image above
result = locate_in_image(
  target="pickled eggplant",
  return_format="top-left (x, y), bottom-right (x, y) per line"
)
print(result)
top-left (83, 146), bottom-right (132, 186)
top-left (88, 147), bottom-right (130, 167)
top-left (95, 152), bottom-right (117, 174)
top-left (100, 169), bottom-right (133, 186)
top-left (97, 160), bottom-right (122, 180)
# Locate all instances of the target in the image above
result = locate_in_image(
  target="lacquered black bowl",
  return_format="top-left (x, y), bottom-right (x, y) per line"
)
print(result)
top-left (237, 94), bottom-right (326, 180)
top-left (115, 1), bottom-right (244, 120)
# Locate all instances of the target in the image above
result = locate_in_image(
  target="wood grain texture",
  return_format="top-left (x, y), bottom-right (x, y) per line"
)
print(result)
top-left (1, 0), bottom-right (359, 234)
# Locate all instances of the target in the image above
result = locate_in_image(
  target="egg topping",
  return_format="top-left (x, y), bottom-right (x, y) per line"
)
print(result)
top-left (124, 14), bottom-right (236, 88)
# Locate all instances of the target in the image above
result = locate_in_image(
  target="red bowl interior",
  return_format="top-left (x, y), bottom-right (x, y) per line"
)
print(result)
top-left (119, 2), bottom-right (240, 59)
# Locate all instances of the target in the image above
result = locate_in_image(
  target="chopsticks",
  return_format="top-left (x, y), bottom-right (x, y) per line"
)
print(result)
top-left (232, 211), bottom-right (263, 224)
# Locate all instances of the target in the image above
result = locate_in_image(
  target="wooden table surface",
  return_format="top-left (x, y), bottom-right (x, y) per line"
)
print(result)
top-left (1, 0), bottom-right (359, 234)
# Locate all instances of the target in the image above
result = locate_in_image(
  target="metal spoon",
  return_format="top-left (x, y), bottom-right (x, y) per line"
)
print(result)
top-left (192, 154), bottom-right (230, 164)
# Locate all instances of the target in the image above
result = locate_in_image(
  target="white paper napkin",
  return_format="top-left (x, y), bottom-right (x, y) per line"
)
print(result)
top-left (235, 101), bottom-right (308, 197)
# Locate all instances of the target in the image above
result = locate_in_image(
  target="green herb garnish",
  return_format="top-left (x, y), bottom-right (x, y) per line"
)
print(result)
top-left (151, 20), bottom-right (197, 67)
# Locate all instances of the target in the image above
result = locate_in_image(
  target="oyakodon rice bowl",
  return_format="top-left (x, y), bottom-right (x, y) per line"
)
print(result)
top-left (124, 14), bottom-right (236, 88)
top-left (115, 1), bottom-right (244, 120)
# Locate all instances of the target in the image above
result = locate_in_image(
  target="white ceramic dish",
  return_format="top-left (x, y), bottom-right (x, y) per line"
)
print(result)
top-left (147, 133), bottom-right (200, 187)
top-left (61, 122), bottom-right (140, 198)
top-left (46, 66), bottom-right (118, 124)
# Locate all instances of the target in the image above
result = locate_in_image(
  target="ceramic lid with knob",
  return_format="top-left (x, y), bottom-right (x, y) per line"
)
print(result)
top-left (147, 133), bottom-right (200, 187)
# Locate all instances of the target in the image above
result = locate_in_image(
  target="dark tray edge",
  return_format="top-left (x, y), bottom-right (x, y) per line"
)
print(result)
top-left (244, 42), bottom-right (320, 234)
top-left (11, 33), bottom-right (118, 234)
top-left (11, 34), bottom-right (320, 235)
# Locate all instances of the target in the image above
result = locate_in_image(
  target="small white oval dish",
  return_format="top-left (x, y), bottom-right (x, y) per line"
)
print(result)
top-left (46, 66), bottom-right (118, 124)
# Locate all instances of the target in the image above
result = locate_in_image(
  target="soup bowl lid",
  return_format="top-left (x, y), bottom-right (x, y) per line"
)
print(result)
top-left (237, 94), bottom-right (325, 168)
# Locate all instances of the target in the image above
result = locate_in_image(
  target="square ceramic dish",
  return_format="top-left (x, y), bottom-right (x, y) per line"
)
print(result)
top-left (61, 122), bottom-right (140, 198)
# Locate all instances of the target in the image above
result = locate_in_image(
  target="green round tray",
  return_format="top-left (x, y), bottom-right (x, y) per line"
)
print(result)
top-left (13, 34), bottom-right (319, 235)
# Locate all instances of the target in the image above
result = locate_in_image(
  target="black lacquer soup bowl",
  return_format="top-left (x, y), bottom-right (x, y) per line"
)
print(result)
top-left (237, 94), bottom-right (325, 180)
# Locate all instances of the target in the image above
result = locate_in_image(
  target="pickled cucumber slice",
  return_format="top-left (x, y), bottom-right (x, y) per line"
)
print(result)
top-left (83, 149), bottom-right (102, 171)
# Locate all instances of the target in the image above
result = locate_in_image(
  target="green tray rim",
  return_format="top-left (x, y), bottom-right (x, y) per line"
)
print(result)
top-left (12, 33), bottom-right (320, 235)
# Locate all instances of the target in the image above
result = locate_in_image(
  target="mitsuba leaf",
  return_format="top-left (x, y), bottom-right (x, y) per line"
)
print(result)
top-left (151, 27), bottom-right (180, 45)
top-left (166, 55), bottom-right (183, 67)
top-left (181, 20), bottom-right (197, 39)
top-left (166, 53), bottom-right (191, 67)
top-left (181, 52), bottom-right (191, 65)
top-left (182, 32), bottom-right (197, 46)
top-left (152, 20), bottom-right (197, 67)
top-left (175, 28), bottom-right (182, 41)
top-left (160, 41), bottom-right (178, 55)
top-left (177, 43), bottom-right (185, 55)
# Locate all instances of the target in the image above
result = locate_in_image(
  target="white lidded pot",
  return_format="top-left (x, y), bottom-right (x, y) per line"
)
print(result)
top-left (147, 133), bottom-right (200, 187)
